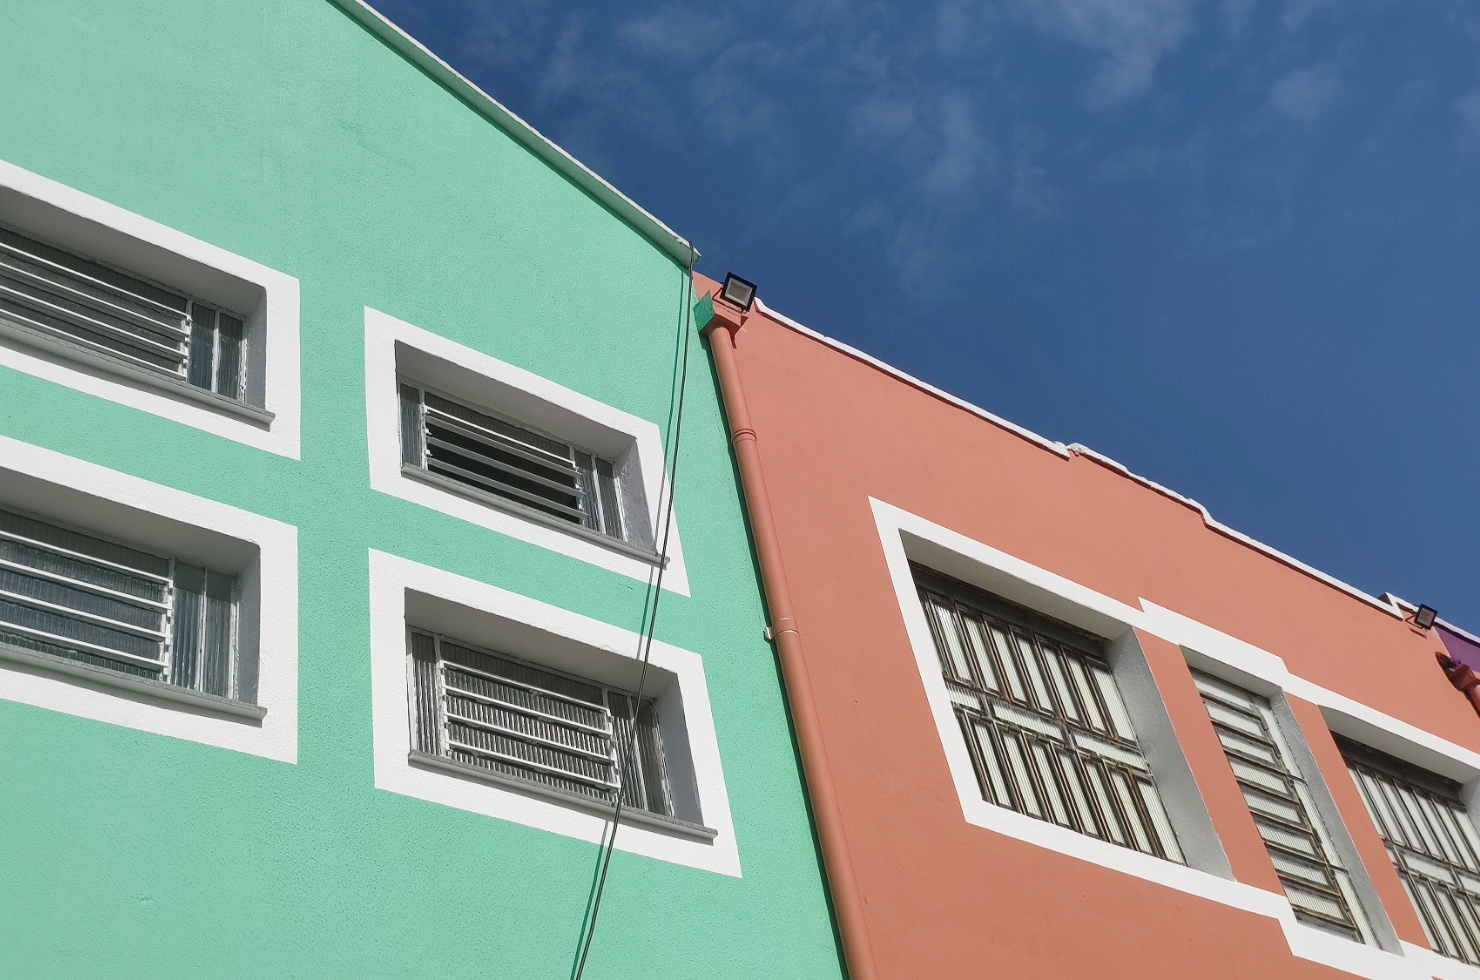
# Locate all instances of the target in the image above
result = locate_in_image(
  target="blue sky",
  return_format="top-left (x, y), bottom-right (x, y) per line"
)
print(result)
top-left (376, 0), bottom-right (1480, 627)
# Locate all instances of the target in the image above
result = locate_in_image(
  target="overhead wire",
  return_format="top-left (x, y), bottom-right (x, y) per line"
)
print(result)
top-left (569, 247), bottom-right (697, 980)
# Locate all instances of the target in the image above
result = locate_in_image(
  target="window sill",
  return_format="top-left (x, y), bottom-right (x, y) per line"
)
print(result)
top-left (0, 318), bottom-right (276, 428)
top-left (408, 750), bottom-right (719, 841)
top-left (400, 465), bottom-right (666, 568)
top-left (0, 641), bottom-right (267, 721)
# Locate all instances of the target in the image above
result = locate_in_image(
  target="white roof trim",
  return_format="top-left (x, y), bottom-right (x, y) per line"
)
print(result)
top-left (751, 297), bottom-right (1072, 458)
top-left (329, 0), bottom-right (697, 268)
top-left (750, 296), bottom-right (1403, 621)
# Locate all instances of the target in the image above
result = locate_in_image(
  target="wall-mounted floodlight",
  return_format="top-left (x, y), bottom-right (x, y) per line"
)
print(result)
top-left (1415, 605), bottom-right (1439, 630)
top-left (721, 273), bottom-right (756, 312)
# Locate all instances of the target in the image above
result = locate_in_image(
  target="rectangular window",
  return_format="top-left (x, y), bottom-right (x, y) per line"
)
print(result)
top-left (0, 505), bottom-right (244, 702)
top-left (916, 567), bottom-right (1183, 862)
top-left (1341, 738), bottom-right (1480, 964)
top-left (407, 628), bottom-right (674, 818)
top-left (398, 382), bottom-right (627, 542)
top-left (1194, 672), bottom-right (1376, 943)
top-left (0, 225), bottom-right (248, 402)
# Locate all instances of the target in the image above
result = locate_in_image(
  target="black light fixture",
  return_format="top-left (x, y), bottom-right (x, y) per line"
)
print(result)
top-left (1415, 604), bottom-right (1439, 630)
top-left (721, 273), bottom-right (756, 312)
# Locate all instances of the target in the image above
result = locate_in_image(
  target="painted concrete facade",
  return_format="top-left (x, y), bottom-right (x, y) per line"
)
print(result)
top-left (0, 4), bottom-right (843, 978)
top-left (696, 271), bottom-right (1480, 980)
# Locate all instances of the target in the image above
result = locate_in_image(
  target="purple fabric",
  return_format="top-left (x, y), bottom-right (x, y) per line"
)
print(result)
top-left (1439, 624), bottom-right (1480, 673)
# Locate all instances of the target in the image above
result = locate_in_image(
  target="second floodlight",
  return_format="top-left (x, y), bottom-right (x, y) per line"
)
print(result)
top-left (721, 273), bottom-right (756, 312)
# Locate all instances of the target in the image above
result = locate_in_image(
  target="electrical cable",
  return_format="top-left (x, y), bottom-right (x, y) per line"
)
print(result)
top-left (570, 249), bottom-right (697, 980)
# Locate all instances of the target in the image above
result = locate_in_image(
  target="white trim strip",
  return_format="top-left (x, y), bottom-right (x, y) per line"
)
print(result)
top-left (325, 0), bottom-right (696, 268)
top-left (750, 295), bottom-right (1402, 621)
top-left (0, 436), bottom-right (298, 763)
top-left (870, 496), bottom-right (1475, 979)
top-left (369, 550), bottom-right (737, 875)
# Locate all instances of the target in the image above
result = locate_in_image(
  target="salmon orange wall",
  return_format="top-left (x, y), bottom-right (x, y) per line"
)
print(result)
top-left (698, 274), bottom-right (1472, 979)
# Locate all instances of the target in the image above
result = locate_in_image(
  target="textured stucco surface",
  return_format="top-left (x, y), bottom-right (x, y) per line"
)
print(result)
top-left (0, 4), bottom-right (842, 977)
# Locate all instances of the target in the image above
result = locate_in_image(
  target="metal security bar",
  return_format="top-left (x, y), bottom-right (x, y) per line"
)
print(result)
top-left (407, 629), bottom-right (673, 816)
top-left (1341, 738), bottom-right (1480, 964)
top-left (0, 225), bottom-right (245, 400)
top-left (915, 568), bottom-right (1183, 862)
top-left (1194, 672), bottom-right (1376, 943)
top-left (0, 506), bottom-right (241, 699)
top-left (399, 383), bottom-right (625, 540)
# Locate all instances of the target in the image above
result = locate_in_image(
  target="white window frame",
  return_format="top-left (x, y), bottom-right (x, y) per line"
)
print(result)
top-left (0, 157), bottom-right (301, 459)
top-left (872, 496), bottom-right (1480, 980)
top-left (0, 435), bottom-right (298, 763)
top-left (364, 307), bottom-right (689, 594)
top-left (368, 549), bottom-right (737, 876)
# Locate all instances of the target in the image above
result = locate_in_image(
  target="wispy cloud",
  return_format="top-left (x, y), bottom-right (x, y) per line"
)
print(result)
top-left (1016, 0), bottom-right (1199, 106)
top-left (1458, 90), bottom-right (1480, 147)
top-left (615, 7), bottom-right (730, 65)
top-left (1268, 64), bottom-right (1343, 123)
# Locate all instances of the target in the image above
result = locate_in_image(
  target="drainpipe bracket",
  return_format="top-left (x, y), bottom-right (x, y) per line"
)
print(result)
top-left (695, 290), bottom-right (746, 338)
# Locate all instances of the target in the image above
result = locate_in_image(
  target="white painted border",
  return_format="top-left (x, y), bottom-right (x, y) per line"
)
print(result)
top-left (0, 436), bottom-right (299, 763)
top-left (871, 496), bottom-right (1479, 979)
top-left (365, 307), bottom-right (689, 594)
top-left (367, 550), bottom-right (736, 875)
top-left (754, 295), bottom-right (1401, 619)
top-left (0, 158), bottom-right (301, 459)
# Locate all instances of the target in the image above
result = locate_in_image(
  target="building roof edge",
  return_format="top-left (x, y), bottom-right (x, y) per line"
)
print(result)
top-left (751, 297), bottom-right (1073, 459)
top-left (329, 0), bottom-right (698, 268)
top-left (750, 296), bottom-right (1403, 622)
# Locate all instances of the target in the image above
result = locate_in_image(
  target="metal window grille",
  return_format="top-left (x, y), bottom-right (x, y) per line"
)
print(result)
top-left (0, 225), bottom-right (246, 400)
top-left (398, 382), bottom-right (625, 540)
top-left (916, 568), bottom-right (1183, 862)
top-left (0, 506), bottom-right (242, 699)
top-left (407, 629), bottom-right (673, 816)
top-left (1340, 737), bottom-right (1480, 964)
top-left (1194, 672), bottom-right (1377, 943)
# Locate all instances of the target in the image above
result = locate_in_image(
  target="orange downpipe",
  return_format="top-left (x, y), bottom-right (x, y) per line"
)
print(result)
top-left (700, 297), bottom-right (879, 980)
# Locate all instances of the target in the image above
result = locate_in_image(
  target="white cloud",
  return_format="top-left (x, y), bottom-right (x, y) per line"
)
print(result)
top-left (1457, 90), bottom-right (1480, 146)
top-left (1268, 64), bottom-right (1342, 123)
top-left (1017, 0), bottom-right (1199, 106)
top-left (1281, 0), bottom-right (1335, 32)
top-left (616, 7), bottom-right (730, 64)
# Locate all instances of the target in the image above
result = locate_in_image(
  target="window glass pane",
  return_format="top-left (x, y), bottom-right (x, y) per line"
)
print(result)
top-left (171, 563), bottom-right (204, 690)
top-left (1041, 643), bottom-right (1079, 721)
top-left (0, 508), bottom-right (242, 699)
top-left (1032, 741), bottom-right (1071, 826)
top-left (398, 384), bottom-right (424, 467)
top-left (1093, 666), bottom-right (1135, 740)
top-left (1012, 630), bottom-right (1054, 712)
top-left (596, 457), bottom-right (624, 540)
top-left (926, 597), bottom-right (971, 681)
top-left (215, 312), bottom-right (243, 398)
top-left (198, 569), bottom-right (233, 697)
top-left (1066, 657), bottom-right (1106, 732)
top-left (917, 570), bottom-right (1182, 863)
top-left (1197, 673), bottom-right (1371, 943)
top-left (408, 630), bottom-right (681, 820)
top-left (187, 303), bottom-right (215, 390)
top-left (575, 452), bottom-right (602, 532)
top-left (961, 616), bottom-right (1000, 693)
top-left (1002, 733), bottom-right (1043, 817)
top-left (989, 625), bottom-right (1028, 703)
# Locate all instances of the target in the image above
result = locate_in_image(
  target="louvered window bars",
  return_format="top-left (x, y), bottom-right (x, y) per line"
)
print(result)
top-left (0, 225), bottom-right (248, 402)
top-left (407, 629), bottom-right (675, 818)
top-left (1193, 672), bottom-right (1376, 943)
top-left (0, 506), bottom-right (245, 702)
top-left (398, 383), bottom-right (632, 545)
top-left (916, 568), bottom-right (1183, 862)
top-left (1341, 738), bottom-right (1480, 964)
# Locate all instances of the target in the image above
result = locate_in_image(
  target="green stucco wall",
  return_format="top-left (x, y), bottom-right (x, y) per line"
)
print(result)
top-left (0, 2), bottom-right (843, 977)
